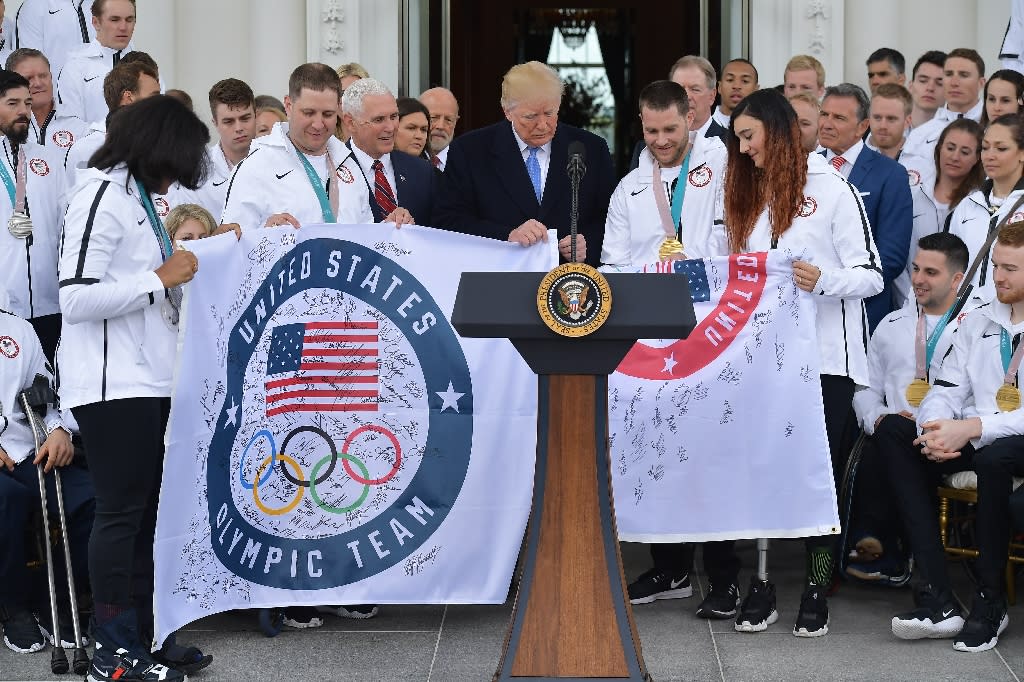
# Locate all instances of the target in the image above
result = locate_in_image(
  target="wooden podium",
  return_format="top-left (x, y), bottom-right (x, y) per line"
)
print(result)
top-left (453, 271), bottom-right (695, 681)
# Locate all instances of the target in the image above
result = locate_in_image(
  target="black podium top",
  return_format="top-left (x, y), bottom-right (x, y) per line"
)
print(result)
top-left (452, 272), bottom-right (696, 375)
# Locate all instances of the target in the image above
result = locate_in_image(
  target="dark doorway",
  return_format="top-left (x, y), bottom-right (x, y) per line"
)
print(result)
top-left (431, 1), bottom-right (720, 175)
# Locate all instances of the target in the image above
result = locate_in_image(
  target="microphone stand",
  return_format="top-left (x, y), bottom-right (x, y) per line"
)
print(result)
top-left (568, 156), bottom-right (586, 263)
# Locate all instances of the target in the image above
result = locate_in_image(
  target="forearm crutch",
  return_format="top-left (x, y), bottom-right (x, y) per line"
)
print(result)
top-left (20, 375), bottom-right (88, 674)
top-left (756, 538), bottom-right (769, 582)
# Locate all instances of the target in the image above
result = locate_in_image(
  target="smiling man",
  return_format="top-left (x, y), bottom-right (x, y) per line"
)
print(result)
top-left (820, 82), bottom-right (913, 330)
top-left (436, 61), bottom-right (615, 266)
top-left (55, 0), bottom-right (139, 124)
top-left (220, 62), bottom-right (372, 231)
top-left (6, 48), bottom-right (86, 150)
top-left (343, 78), bottom-right (434, 226)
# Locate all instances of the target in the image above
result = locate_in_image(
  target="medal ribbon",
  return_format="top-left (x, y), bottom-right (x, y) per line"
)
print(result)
top-left (13, 147), bottom-right (27, 214)
top-left (653, 150), bottom-right (691, 240)
top-left (136, 180), bottom-right (183, 322)
top-left (291, 139), bottom-right (337, 223)
top-left (1000, 328), bottom-right (1024, 386)
top-left (0, 145), bottom-right (16, 208)
top-left (914, 305), bottom-right (956, 380)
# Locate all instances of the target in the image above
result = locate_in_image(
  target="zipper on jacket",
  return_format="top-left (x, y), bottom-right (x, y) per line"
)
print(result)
top-left (101, 319), bottom-right (108, 400)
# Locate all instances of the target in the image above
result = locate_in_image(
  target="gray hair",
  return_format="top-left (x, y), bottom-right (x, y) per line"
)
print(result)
top-left (669, 55), bottom-right (717, 90)
top-left (342, 78), bottom-right (394, 116)
top-left (823, 83), bottom-right (870, 122)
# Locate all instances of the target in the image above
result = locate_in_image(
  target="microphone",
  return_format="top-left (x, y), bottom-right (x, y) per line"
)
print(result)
top-left (567, 141), bottom-right (587, 180)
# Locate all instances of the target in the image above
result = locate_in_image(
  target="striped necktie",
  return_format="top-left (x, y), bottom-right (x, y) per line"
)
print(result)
top-left (830, 155), bottom-right (846, 172)
top-left (526, 146), bottom-right (542, 202)
top-left (372, 159), bottom-right (398, 216)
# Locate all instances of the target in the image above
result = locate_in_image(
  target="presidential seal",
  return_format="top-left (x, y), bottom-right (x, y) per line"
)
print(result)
top-left (536, 262), bottom-right (612, 337)
top-left (208, 238), bottom-right (473, 590)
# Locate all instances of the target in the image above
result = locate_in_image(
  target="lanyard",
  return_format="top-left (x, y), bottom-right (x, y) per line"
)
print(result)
top-left (1001, 328), bottom-right (1024, 386)
top-left (0, 145), bottom-right (28, 213)
top-left (653, 150), bottom-right (691, 240)
top-left (135, 180), bottom-right (173, 261)
top-left (291, 140), bottom-right (336, 223)
top-left (914, 305), bottom-right (955, 380)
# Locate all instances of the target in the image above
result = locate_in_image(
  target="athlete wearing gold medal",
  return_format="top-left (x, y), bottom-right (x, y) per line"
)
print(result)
top-left (906, 222), bottom-right (1024, 652)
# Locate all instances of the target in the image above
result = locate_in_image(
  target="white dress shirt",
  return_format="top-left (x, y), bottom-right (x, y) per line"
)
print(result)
top-left (823, 140), bottom-right (864, 179)
top-left (349, 141), bottom-right (399, 203)
top-left (511, 126), bottom-right (551, 199)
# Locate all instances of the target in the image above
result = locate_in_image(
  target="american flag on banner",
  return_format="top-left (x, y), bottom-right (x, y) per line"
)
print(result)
top-left (642, 259), bottom-right (711, 302)
top-left (264, 321), bottom-right (379, 417)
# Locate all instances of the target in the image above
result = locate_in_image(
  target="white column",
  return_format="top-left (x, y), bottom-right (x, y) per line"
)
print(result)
top-left (750, 0), bottom-right (844, 88)
top-left (171, 0), bottom-right (247, 119)
top-left (248, 0), bottom-right (307, 102)
top-left (844, 0), bottom-right (899, 91)
top-left (894, 0), bottom-right (977, 79)
top-left (979, 0), bottom-right (1010, 74)
top-left (134, 0), bottom-right (178, 88)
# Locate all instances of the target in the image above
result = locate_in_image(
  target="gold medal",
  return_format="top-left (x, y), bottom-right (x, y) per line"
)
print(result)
top-left (996, 383), bottom-right (1022, 412)
top-left (659, 237), bottom-right (685, 260)
top-left (905, 378), bottom-right (931, 407)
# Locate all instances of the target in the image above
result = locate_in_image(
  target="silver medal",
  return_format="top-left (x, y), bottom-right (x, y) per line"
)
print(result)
top-left (7, 211), bottom-right (32, 238)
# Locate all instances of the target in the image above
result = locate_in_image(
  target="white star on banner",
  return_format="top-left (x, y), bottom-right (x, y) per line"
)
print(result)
top-left (436, 381), bottom-right (465, 412)
top-left (224, 397), bottom-right (239, 428)
top-left (661, 353), bottom-right (678, 375)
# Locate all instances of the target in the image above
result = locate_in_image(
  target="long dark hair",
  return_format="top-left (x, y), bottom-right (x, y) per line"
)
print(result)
top-left (725, 89), bottom-right (808, 253)
top-left (933, 118), bottom-right (983, 209)
top-left (90, 95), bottom-right (211, 192)
top-left (980, 69), bottom-right (1024, 128)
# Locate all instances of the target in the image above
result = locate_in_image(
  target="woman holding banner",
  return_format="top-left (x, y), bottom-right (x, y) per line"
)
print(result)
top-left (724, 89), bottom-right (883, 638)
top-left (57, 96), bottom-right (212, 682)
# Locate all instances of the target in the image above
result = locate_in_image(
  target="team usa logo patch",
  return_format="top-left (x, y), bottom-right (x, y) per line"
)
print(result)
top-left (688, 164), bottom-right (712, 188)
top-left (208, 238), bottom-right (473, 589)
top-left (336, 166), bottom-right (355, 184)
top-left (1011, 211), bottom-right (1024, 225)
top-left (906, 169), bottom-right (921, 187)
top-left (0, 336), bottom-right (20, 359)
top-left (155, 197), bottom-right (170, 218)
top-left (28, 158), bottom-right (49, 176)
top-left (798, 196), bottom-right (818, 218)
top-left (52, 130), bottom-right (75, 148)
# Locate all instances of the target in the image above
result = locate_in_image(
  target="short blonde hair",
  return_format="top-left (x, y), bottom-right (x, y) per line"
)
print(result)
top-left (336, 62), bottom-right (370, 81)
top-left (787, 91), bottom-right (821, 111)
top-left (785, 55), bottom-right (825, 88)
top-left (500, 61), bottom-right (563, 111)
top-left (166, 203), bottom-right (216, 241)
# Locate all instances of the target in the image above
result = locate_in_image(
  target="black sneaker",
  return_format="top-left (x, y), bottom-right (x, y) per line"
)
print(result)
top-left (793, 587), bottom-right (829, 637)
top-left (87, 640), bottom-right (184, 682)
top-left (627, 568), bottom-right (693, 605)
top-left (953, 589), bottom-right (1009, 652)
top-left (891, 584), bottom-right (964, 640)
top-left (696, 581), bottom-right (740, 619)
top-left (1, 608), bottom-right (45, 653)
top-left (282, 605), bottom-right (323, 629)
top-left (735, 578), bottom-right (778, 632)
top-left (152, 637), bottom-right (213, 675)
top-left (846, 554), bottom-right (912, 587)
top-left (315, 604), bottom-right (380, 619)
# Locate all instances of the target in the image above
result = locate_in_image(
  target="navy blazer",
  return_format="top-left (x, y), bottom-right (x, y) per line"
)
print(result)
top-left (349, 144), bottom-right (436, 227)
top-left (435, 121), bottom-right (616, 268)
top-left (827, 147), bottom-right (913, 332)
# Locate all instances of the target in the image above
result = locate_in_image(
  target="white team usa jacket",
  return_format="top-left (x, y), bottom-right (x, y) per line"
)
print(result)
top-left (0, 291), bottom-right (67, 465)
top-left (56, 165), bottom-right (180, 409)
top-left (892, 167), bottom-right (950, 307)
top-left (918, 300), bottom-right (1024, 448)
top-left (853, 299), bottom-right (968, 434)
top-left (0, 137), bottom-right (69, 319)
top-left (945, 183), bottom-right (1024, 304)
top-left (192, 142), bottom-right (234, 220)
top-left (742, 153), bottom-right (883, 386)
top-left (600, 132), bottom-right (727, 269)
top-left (220, 123), bottom-right (372, 230)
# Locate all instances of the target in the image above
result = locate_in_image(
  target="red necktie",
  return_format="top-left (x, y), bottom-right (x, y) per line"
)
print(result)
top-left (372, 160), bottom-right (397, 216)
top-left (830, 155), bottom-right (846, 172)
top-left (431, 155), bottom-right (441, 169)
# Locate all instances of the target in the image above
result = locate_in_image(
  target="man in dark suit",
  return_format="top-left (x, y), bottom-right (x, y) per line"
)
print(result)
top-left (629, 55), bottom-right (727, 170)
top-left (819, 83), bottom-right (913, 331)
top-left (342, 78), bottom-right (435, 226)
top-left (435, 61), bottom-right (615, 267)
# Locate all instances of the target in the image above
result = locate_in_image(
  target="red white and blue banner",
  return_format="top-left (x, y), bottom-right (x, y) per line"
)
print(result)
top-left (153, 225), bottom-right (553, 643)
top-left (609, 252), bottom-right (840, 542)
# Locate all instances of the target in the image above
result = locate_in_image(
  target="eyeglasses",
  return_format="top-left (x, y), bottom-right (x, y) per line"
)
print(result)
top-left (429, 114), bottom-right (459, 126)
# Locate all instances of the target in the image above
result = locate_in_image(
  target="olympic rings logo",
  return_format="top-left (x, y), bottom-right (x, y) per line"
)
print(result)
top-left (238, 424), bottom-right (402, 517)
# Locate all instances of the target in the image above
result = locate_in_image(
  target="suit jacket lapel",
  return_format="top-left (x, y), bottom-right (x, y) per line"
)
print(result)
top-left (540, 126), bottom-right (568, 220)
top-left (493, 122), bottom-right (542, 217)
top-left (848, 149), bottom-right (875, 189)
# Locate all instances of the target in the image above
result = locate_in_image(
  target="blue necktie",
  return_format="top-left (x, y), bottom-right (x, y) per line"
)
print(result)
top-left (526, 146), bottom-right (542, 202)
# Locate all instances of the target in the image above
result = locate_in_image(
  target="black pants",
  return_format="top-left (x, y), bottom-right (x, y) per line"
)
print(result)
top-left (0, 458), bottom-right (93, 610)
top-left (974, 435), bottom-right (1024, 595)
top-left (879, 414), bottom-right (974, 593)
top-left (805, 374), bottom-right (855, 554)
top-left (650, 541), bottom-right (740, 586)
top-left (851, 436), bottom-right (897, 545)
top-left (29, 313), bottom-right (61, 366)
top-left (72, 397), bottom-right (169, 618)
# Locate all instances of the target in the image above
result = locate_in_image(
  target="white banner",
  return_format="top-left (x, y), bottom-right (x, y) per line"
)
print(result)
top-left (610, 252), bottom-right (840, 542)
top-left (154, 225), bottom-right (554, 643)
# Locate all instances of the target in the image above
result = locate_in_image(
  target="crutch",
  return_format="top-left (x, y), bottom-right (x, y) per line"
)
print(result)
top-left (20, 374), bottom-right (89, 675)
top-left (756, 538), bottom-right (769, 581)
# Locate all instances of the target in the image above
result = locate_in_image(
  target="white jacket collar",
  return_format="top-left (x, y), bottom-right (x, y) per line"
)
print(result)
top-left (637, 131), bottom-right (720, 180)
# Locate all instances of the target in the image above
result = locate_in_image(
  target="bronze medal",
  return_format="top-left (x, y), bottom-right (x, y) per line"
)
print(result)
top-left (996, 383), bottom-right (1022, 412)
top-left (659, 237), bottom-right (685, 260)
top-left (905, 378), bottom-right (931, 407)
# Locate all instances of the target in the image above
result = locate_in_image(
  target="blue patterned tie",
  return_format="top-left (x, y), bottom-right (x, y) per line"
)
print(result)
top-left (526, 146), bottom-right (542, 202)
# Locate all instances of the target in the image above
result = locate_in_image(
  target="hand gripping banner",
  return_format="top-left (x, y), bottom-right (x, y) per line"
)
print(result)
top-left (154, 225), bottom-right (554, 643)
